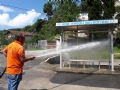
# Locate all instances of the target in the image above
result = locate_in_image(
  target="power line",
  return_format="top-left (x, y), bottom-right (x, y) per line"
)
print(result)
top-left (0, 3), bottom-right (46, 15)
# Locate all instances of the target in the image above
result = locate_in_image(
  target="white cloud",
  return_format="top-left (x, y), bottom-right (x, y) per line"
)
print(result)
top-left (8, 9), bottom-right (41, 27)
top-left (0, 9), bottom-right (41, 29)
top-left (0, 5), bottom-right (14, 13)
top-left (0, 13), bottom-right (10, 24)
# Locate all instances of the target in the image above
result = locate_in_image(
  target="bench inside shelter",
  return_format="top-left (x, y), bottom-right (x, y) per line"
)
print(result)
top-left (62, 52), bottom-right (111, 69)
top-left (68, 59), bottom-right (110, 69)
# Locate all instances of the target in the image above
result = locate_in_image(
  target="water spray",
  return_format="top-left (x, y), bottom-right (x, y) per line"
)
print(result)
top-left (35, 41), bottom-right (100, 58)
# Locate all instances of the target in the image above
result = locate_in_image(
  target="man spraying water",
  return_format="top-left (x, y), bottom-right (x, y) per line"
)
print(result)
top-left (2, 33), bottom-right (35, 90)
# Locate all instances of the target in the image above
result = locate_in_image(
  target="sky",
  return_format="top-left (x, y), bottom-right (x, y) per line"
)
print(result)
top-left (0, 0), bottom-right (48, 30)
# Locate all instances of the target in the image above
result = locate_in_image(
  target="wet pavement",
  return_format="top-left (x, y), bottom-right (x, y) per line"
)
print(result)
top-left (54, 65), bottom-right (120, 75)
top-left (0, 50), bottom-right (120, 90)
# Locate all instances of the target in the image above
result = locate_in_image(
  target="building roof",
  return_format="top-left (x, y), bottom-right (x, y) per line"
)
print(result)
top-left (7, 30), bottom-right (34, 36)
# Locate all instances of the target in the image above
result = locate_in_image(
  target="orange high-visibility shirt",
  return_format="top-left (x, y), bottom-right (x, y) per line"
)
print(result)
top-left (3, 40), bottom-right (25, 74)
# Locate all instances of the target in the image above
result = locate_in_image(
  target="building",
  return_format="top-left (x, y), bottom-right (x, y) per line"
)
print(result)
top-left (115, 0), bottom-right (120, 6)
top-left (78, 12), bottom-right (88, 21)
top-left (6, 30), bottom-right (34, 41)
top-left (76, 12), bottom-right (89, 37)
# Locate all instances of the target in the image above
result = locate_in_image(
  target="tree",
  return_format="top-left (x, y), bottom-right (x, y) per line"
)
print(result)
top-left (86, 0), bottom-right (115, 20)
top-left (53, 0), bottom-right (81, 22)
top-left (116, 13), bottom-right (120, 24)
top-left (115, 6), bottom-right (120, 13)
top-left (115, 6), bottom-right (120, 24)
top-left (43, 2), bottom-right (53, 20)
top-left (84, 0), bottom-right (115, 40)
top-left (32, 19), bottom-right (47, 32)
top-left (23, 25), bottom-right (31, 32)
top-left (38, 0), bottom-right (81, 40)
top-left (88, 0), bottom-right (102, 20)
top-left (80, 0), bottom-right (88, 12)
top-left (0, 30), bottom-right (8, 45)
top-left (101, 0), bottom-right (115, 19)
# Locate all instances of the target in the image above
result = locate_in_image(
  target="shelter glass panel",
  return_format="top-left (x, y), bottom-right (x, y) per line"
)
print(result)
top-left (62, 30), bottom-right (110, 61)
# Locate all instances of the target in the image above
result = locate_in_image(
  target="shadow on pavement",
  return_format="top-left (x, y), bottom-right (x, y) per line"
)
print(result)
top-left (50, 72), bottom-right (120, 89)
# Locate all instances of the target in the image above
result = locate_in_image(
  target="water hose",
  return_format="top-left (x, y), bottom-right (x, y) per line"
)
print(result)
top-left (0, 67), bottom-right (6, 78)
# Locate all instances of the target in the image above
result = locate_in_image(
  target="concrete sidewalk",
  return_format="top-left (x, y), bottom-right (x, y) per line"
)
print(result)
top-left (54, 65), bottom-right (120, 75)
top-left (0, 50), bottom-right (120, 90)
top-left (1, 62), bottom-right (118, 90)
top-left (16, 62), bottom-right (120, 90)
top-left (53, 60), bottom-right (120, 75)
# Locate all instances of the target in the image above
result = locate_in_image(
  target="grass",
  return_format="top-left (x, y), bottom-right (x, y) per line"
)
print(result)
top-left (26, 47), bottom-right (44, 50)
top-left (114, 54), bottom-right (120, 59)
top-left (114, 47), bottom-right (120, 53)
top-left (114, 47), bottom-right (120, 59)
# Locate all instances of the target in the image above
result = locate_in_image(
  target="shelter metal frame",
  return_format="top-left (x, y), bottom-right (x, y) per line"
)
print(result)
top-left (56, 19), bottom-right (118, 71)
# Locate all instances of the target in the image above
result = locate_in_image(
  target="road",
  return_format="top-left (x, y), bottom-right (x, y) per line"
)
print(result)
top-left (0, 50), bottom-right (120, 90)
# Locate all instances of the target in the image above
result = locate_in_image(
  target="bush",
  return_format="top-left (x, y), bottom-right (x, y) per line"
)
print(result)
top-left (114, 46), bottom-right (120, 53)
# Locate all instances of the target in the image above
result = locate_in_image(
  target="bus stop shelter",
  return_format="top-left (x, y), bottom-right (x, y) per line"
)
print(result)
top-left (56, 19), bottom-right (118, 71)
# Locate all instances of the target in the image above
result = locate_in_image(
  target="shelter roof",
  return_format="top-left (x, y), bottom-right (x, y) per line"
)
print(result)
top-left (56, 19), bottom-right (118, 31)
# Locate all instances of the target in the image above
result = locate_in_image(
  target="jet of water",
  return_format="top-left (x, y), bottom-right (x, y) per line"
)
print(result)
top-left (35, 41), bottom-right (100, 58)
